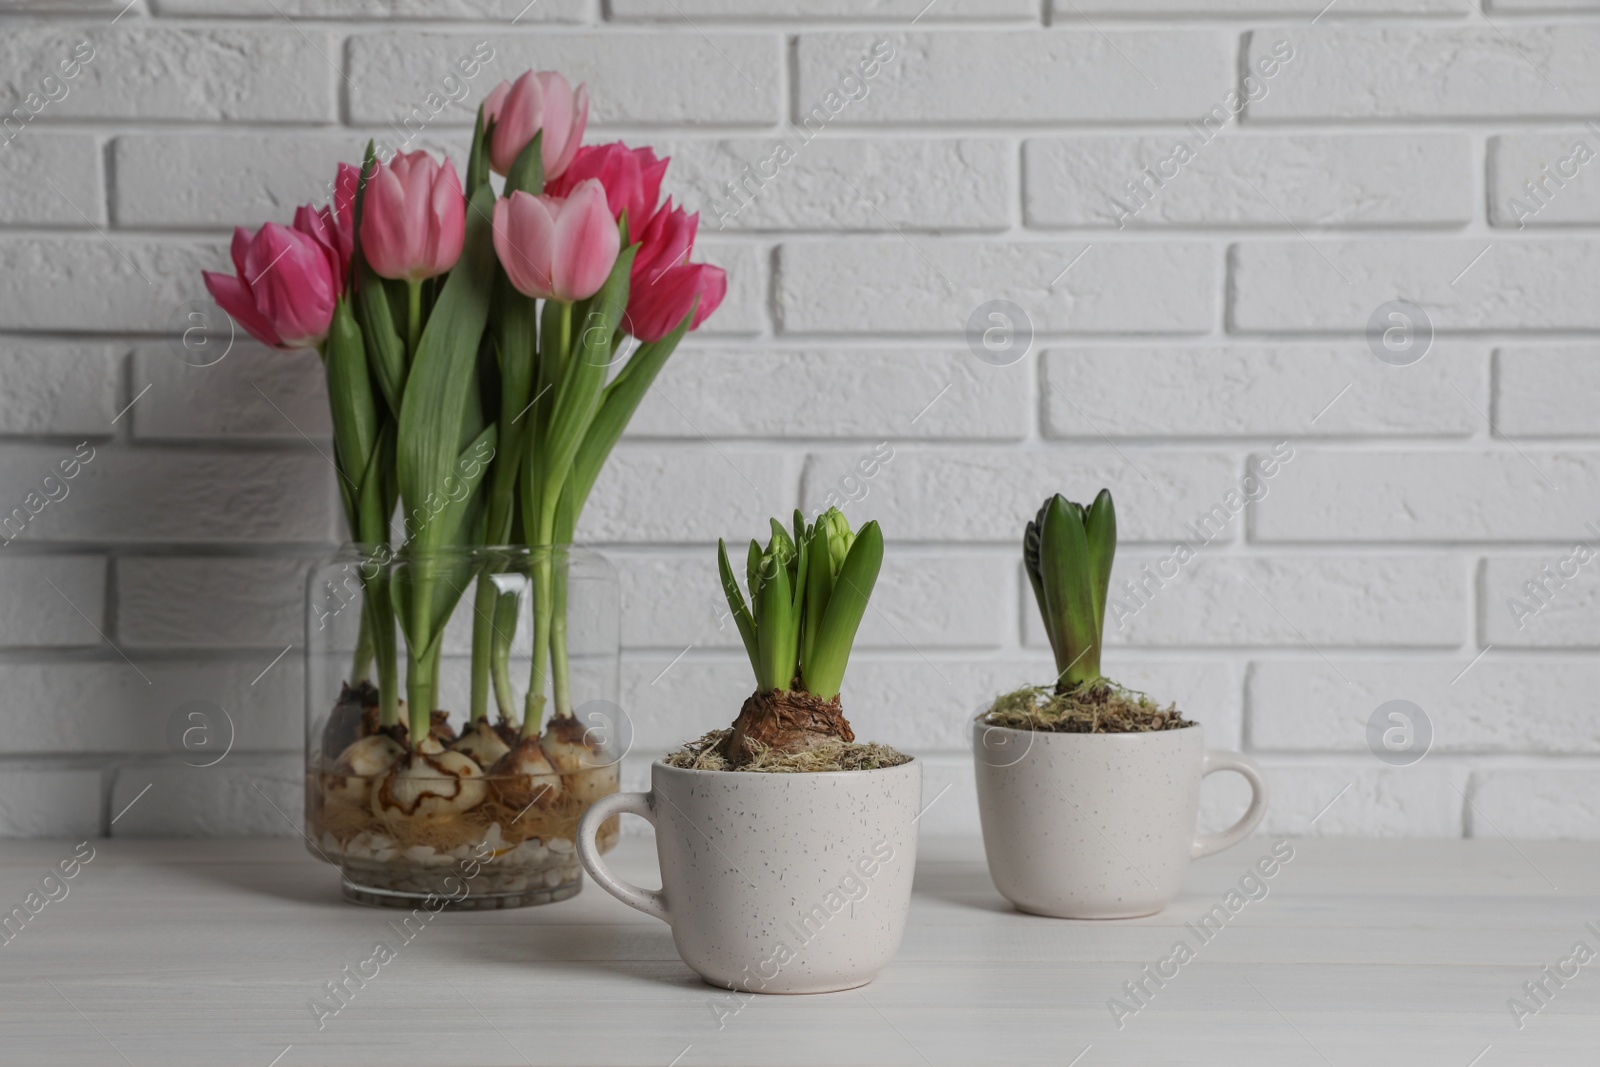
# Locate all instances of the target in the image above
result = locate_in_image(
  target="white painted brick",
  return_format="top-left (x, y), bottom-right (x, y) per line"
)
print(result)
top-left (576, 447), bottom-right (799, 544)
top-left (613, 0), bottom-right (1036, 18)
top-left (621, 656), bottom-right (749, 752)
top-left (1043, 346), bottom-right (1483, 438)
top-left (0, 658), bottom-right (302, 755)
top-left (1249, 659), bottom-right (1600, 753)
top-left (0, 557), bottom-right (106, 648)
top-left (1025, 134), bottom-right (1472, 228)
top-left (0, 766), bottom-right (102, 839)
top-left (661, 137), bottom-right (1010, 233)
top-left (0, 446), bottom-right (335, 545)
top-left (1488, 0), bottom-right (1600, 9)
top-left (0, 26), bottom-right (335, 122)
top-left (1252, 450), bottom-right (1600, 542)
top-left (796, 32), bottom-right (1234, 124)
top-left (130, 344), bottom-right (330, 443)
top-left (778, 241), bottom-right (1216, 335)
top-left (1496, 346), bottom-right (1600, 437)
top-left (911, 755), bottom-right (981, 837)
top-left (1025, 555), bottom-right (1467, 649)
top-left (620, 652), bottom-right (1239, 753)
top-left (1467, 768), bottom-right (1600, 839)
top-left (0, 132), bottom-right (102, 225)
top-left (117, 556), bottom-right (307, 650)
top-left (1244, 27), bottom-right (1600, 120)
top-left (108, 754), bottom-right (301, 838)
top-left (1489, 132), bottom-right (1600, 229)
top-left (0, 235), bottom-right (221, 332)
top-left (112, 131), bottom-right (467, 229)
top-left (1064, 0), bottom-right (1460, 11)
top-left (0, 341), bottom-right (117, 437)
top-left (627, 349), bottom-right (1026, 440)
top-left (0, 0), bottom-right (137, 10)
top-left (802, 447), bottom-right (1237, 542)
top-left (1482, 556), bottom-right (1600, 646)
top-left (693, 241), bottom-right (765, 336)
top-left (1230, 240), bottom-right (1600, 332)
top-left (615, 551), bottom-right (1009, 651)
top-left (1233, 760), bottom-right (1462, 837)
top-left (346, 33), bottom-right (782, 126)
top-left (152, 0), bottom-right (584, 17)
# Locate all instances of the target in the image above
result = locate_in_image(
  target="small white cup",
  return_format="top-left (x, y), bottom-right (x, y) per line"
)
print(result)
top-left (578, 758), bottom-right (922, 993)
top-left (973, 721), bottom-right (1267, 918)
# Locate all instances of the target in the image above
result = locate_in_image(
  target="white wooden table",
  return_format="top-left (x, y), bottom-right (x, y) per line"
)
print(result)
top-left (1, 836), bottom-right (1595, 1066)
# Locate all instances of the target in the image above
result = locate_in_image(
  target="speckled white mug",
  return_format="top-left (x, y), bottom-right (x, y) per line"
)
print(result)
top-left (972, 721), bottom-right (1266, 919)
top-left (577, 759), bottom-right (922, 994)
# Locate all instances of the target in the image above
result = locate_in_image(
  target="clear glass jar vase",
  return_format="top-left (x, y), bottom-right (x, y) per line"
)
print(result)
top-left (304, 544), bottom-right (623, 909)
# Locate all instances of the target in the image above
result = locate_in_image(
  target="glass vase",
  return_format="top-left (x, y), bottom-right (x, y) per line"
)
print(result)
top-left (304, 544), bottom-right (623, 909)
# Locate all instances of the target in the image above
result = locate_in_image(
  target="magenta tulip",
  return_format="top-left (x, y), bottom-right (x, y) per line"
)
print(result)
top-left (626, 262), bottom-right (726, 343)
top-left (483, 70), bottom-right (588, 180)
top-left (492, 179), bottom-right (620, 303)
top-left (630, 198), bottom-right (695, 286)
top-left (623, 199), bottom-right (724, 341)
top-left (293, 203), bottom-right (349, 293)
top-left (360, 151), bottom-right (465, 282)
top-left (203, 222), bottom-right (339, 350)
top-left (547, 142), bottom-right (668, 242)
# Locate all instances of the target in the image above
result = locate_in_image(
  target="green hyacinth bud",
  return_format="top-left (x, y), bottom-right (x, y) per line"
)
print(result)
top-left (819, 507), bottom-right (854, 578)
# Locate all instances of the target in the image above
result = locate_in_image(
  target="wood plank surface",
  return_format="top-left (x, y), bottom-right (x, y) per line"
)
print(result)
top-left (0, 837), bottom-right (1595, 1065)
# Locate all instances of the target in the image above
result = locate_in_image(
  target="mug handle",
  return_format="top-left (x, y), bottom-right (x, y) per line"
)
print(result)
top-left (577, 790), bottom-right (670, 923)
top-left (1192, 750), bottom-right (1269, 859)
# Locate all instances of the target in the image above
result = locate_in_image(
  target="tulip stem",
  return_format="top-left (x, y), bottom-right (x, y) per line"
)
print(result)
top-left (405, 279), bottom-right (422, 358)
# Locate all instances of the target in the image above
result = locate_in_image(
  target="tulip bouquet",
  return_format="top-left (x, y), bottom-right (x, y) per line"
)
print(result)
top-left (667, 508), bottom-right (910, 772)
top-left (204, 69), bottom-right (725, 905)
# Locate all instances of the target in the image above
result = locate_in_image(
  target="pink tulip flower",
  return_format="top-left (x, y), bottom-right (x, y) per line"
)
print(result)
top-left (493, 180), bottom-right (619, 303)
top-left (547, 142), bottom-right (668, 242)
top-left (622, 199), bottom-right (724, 341)
top-left (630, 198), bottom-right (696, 287)
top-left (483, 71), bottom-right (588, 181)
top-left (359, 152), bottom-right (466, 282)
top-left (293, 203), bottom-right (349, 293)
top-left (626, 262), bottom-right (726, 343)
top-left (203, 222), bottom-right (339, 350)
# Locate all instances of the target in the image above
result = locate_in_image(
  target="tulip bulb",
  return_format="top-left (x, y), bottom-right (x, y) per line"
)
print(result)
top-left (371, 736), bottom-right (487, 821)
top-left (325, 733), bottom-right (406, 811)
top-left (541, 714), bottom-right (619, 808)
top-left (449, 719), bottom-right (511, 768)
top-left (489, 737), bottom-right (564, 813)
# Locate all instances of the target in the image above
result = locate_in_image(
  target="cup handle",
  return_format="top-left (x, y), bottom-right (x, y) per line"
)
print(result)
top-left (577, 790), bottom-right (669, 924)
top-left (1192, 750), bottom-right (1269, 860)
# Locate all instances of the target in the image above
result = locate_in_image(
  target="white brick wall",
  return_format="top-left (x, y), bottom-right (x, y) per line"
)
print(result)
top-left (1, 1), bottom-right (1597, 842)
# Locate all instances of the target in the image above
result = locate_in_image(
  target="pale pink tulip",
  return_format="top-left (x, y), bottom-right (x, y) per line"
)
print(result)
top-left (492, 179), bottom-right (619, 303)
top-left (483, 71), bottom-right (588, 180)
top-left (360, 151), bottom-right (465, 282)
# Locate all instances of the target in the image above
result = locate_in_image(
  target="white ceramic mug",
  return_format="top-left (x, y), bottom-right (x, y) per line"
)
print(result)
top-left (577, 759), bottom-right (922, 994)
top-left (972, 722), bottom-right (1267, 919)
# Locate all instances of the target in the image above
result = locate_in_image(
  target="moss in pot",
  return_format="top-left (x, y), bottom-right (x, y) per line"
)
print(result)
top-left (972, 490), bottom-right (1267, 920)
